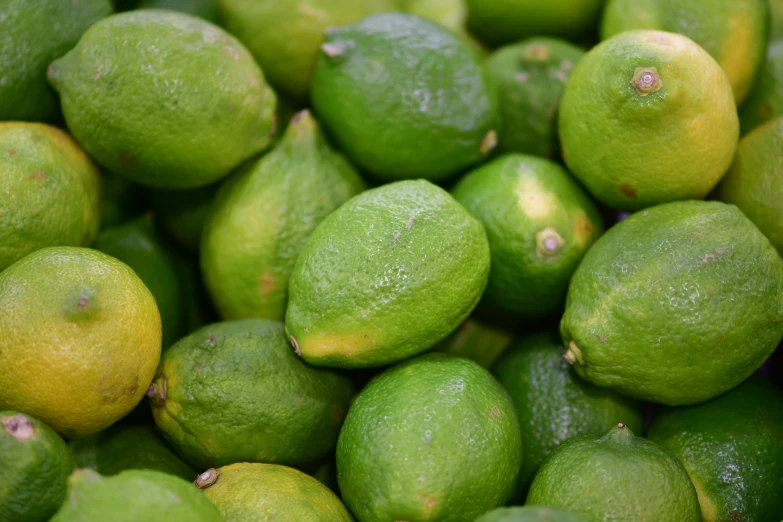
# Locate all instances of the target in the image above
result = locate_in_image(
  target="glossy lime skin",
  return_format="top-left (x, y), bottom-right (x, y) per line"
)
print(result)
top-left (493, 332), bottom-right (643, 497)
top-left (648, 377), bottom-right (783, 522)
top-left (560, 200), bottom-right (783, 405)
top-left (0, 412), bottom-right (74, 522)
top-left (50, 469), bottom-right (222, 522)
top-left (601, 0), bottom-right (770, 105)
top-left (716, 117), bottom-right (783, 255)
top-left (475, 506), bottom-right (588, 522)
top-left (527, 425), bottom-right (702, 522)
top-left (337, 353), bottom-right (522, 522)
top-left (151, 319), bottom-right (353, 469)
top-left (740, 41), bottom-right (783, 135)
top-left (47, 10), bottom-right (277, 189)
top-left (201, 111), bottom-right (364, 322)
top-left (486, 38), bottom-right (585, 158)
top-left (311, 13), bottom-right (499, 181)
top-left (285, 179), bottom-right (490, 369)
top-left (0, 0), bottom-right (112, 122)
top-left (452, 154), bottom-right (603, 318)
top-left (69, 425), bottom-right (196, 482)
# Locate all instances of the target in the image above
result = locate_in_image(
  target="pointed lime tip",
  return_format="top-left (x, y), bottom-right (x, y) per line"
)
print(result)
top-left (147, 377), bottom-right (167, 407)
top-left (195, 468), bottom-right (219, 489)
top-left (631, 66), bottom-right (662, 96)
top-left (563, 340), bottom-right (585, 365)
top-left (289, 335), bottom-right (301, 357)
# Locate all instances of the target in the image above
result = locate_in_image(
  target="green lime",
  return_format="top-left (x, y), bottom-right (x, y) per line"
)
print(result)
top-left (740, 41), bottom-right (783, 135)
top-left (774, 0), bottom-right (783, 39)
top-left (486, 38), bottom-right (585, 158)
top-left (94, 216), bottom-right (185, 349)
top-left (311, 13), bottom-right (499, 181)
top-left (218, 0), bottom-right (395, 104)
top-left (716, 117), bottom-right (783, 255)
top-left (452, 154), bottom-right (603, 318)
top-left (201, 110), bottom-right (364, 321)
top-left (560, 200), bottom-right (783, 405)
top-left (285, 179), bottom-right (490, 369)
top-left (197, 463), bottom-right (353, 521)
top-left (648, 377), bottom-right (783, 522)
top-left (559, 30), bottom-right (738, 210)
top-left (0, 247), bottom-right (161, 438)
top-left (70, 425), bottom-right (196, 482)
top-left (401, 0), bottom-right (485, 53)
top-left (432, 316), bottom-right (513, 368)
top-left (527, 424), bottom-right (702, 521)
top-left (0, 0), bottom-right (112, 122)
top-left (47, 10), bottom-right (277, 189)
top-left (493, 332), bottom-right (644, 496)
top-left (0, 122), bottom-right (101, 272)
top-left (475, 506), bottom-right (588, 522)
top-left (50, 469), bottom-right (221, 521)
top-left (337, 353), bottom-right (522, 521)
top-left (465, 0), bottom-right (605, 46)
top-left (0, 412), bottom-right (74, 522)
top-left (139, 0), bottom-right (219, 21)
top-left (601, 0), bottom-right (770, 105)
top-left (150, 319), bottom-right (353, 469)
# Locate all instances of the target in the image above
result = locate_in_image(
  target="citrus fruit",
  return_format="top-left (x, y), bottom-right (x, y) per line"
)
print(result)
top-left (94, 215), bottom-right (185, 349)
top-left (452, 154), bottom-right (603, 318)
top-left (475, 506), bottom-right (588, 522)
top-left (285, 179), bottom-right (490, 369)
top-left (197, 463), bottom-right (353, 521)
top-left (647, 377), bottom-right (783, 522)
top-left (401, 0), bottom-right (484, 53)
top-left (559, 30), bottom-right (738, 210)
top-left (486, 38), bottom-right (585, 157)
top-left (601, 0), bottom-right (769, 106)
top-left (774, 0), bottom-right (783, 39)
top-left (147, 183), bottom-right (217, 251)
top-left (0, 247), bottom-right (161, 438)
top-left (50, 469), bottom-right (222, 522)
top-left (432, 316), bottom-right (513, 368)
top-left (311, 13), bottom-right (499, 181)
top-left (69, 425), bottom-right (196, 481)
top-left (560, 200), bottom-right (783, 405)
top-left (218, 0), bottom-right (396, 104)
top-left (0, 0), bottom-right (112, 122)
top-left (337, 353), bottom-right (522, 522)
top-left (465, 0), bottom-right (606, 46)
top-left (493, 332), bottom-right (644, 496)
top-left (201, 110), bottom-right (364, 321)
top-left (150, 319), bottom-right (353, 469)
top-left (100, 173), bottom-right (146, 230)
top-left (0, 412), bottom-right (74, 522)
top-left (139, 0), bottom-right (219, 21)
top-left (47, 10), bottom-right (277, 189)
top-left (527, 423), bottom-right (702, 522)
top-left (740, 41), bottom-right (783, 135)
top-left (0, 122), bottom-right (101, 272)
top-left (715, 117), bottom-right (783, 255)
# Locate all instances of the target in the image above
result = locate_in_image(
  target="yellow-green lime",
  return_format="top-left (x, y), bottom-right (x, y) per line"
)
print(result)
top-left (0, 247), bottom-right (161, 438)
top-left (0, 122), bottom-right (101, 272)
top-left (139, 0), bottom-right (219, 22)
top-left (0, 412), bottom-right (74, 522)
top-left (432, 316), bottom-right (513, 368)
top-left (197, 463), bottom-right (354, 521)
top-left (47, 10), bottom-right (277, 189)
top-left (50, 469), bottom-right (221, 522)
top-left (465, 0), bottom-right (606, 46)
top-left (401, 0), bottom-right (484, 53)
top-left (560, 200), bottom-right (783, 405)
top-left (648, 377), bottom-right (783, 522)
top-left (774, 0), bottom-right (783, 39)
top-left (601, 0), bottom-right (770, 105)
top-left (337, 353), bottom-right (522, 521)
top-left (201, 110), bottom-right (364, 322)
top-left (452, 154), bottom-right (603, 318)
top-left (740, 41), bottom-right (783, 135)
top-left (311, 13), bottom-right (499, 181)
top-left (486, 38), bottom-right (586, 157)
top-left (218, 0), bottom-right (396, 104)
top-left (285, 179), bottom-right (490, 369)
top-left (527, 424), bottom-right (702, 522)
top-left (475, 506), bottom-right (588, 522)
top-left (0, 0), bottom-right (112, 122)
top-left (493, 332), bottom-right (644, 497)
top-left (150, 319), bottom-right (353, 469)
top-left (69, 425), bottom-right (196, 482)
top-left (716, 117), bottom-right (783, 255)
top-left (559, 30), bottom-right (738, 210)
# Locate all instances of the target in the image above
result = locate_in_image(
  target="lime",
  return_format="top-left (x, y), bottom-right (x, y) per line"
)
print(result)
top-left (740, 41), bottom-right (783, 135)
